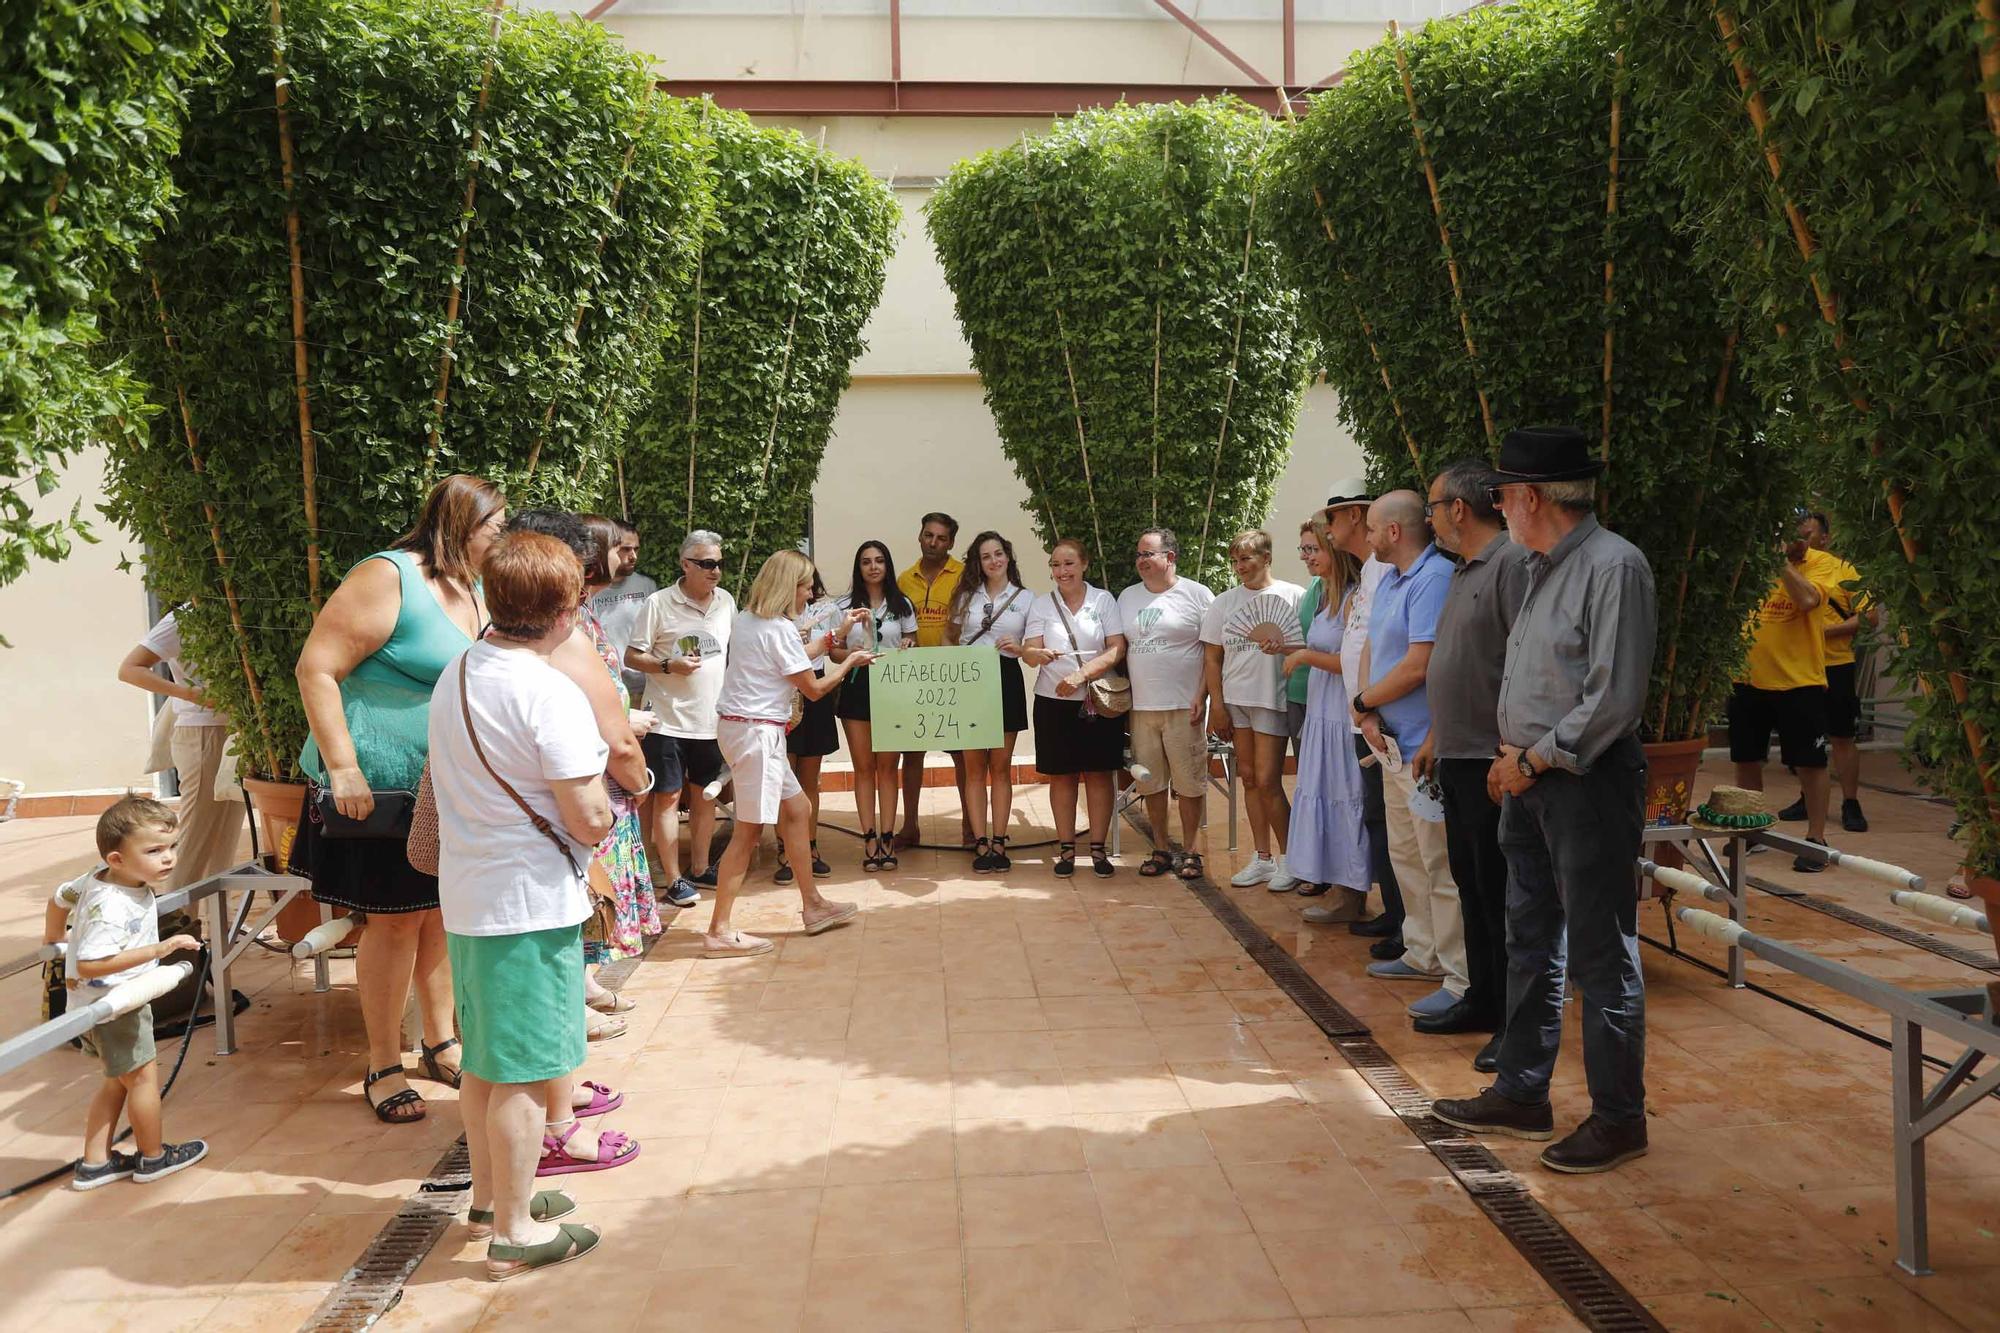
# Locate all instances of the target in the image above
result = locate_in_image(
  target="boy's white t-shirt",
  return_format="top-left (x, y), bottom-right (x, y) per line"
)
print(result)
top-left (1024, 586), bottom-right (1123, 700)
top-left (716, 612), bottom-right (813, 722)
top-left (427, 642), bottom-right (607, 937)
top-left (953, 583), bottom-right (1032, 658)
top-left (835, 594), bottom-right (917, 655)
top-left (1201, 579), bottom-right (1305, 712)
top-left (1341, 558), bottom-right (1391, 736)
top-left (56, 870), bottom-right (160, 988)
top-left (140, 612), bottom-right (223, 727)
top-left (1116, 576), bottom-right (1216, 711)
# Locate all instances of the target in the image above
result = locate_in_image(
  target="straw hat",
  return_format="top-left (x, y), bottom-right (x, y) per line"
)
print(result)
top-left (1689, 786), bottom-right (1775, 834)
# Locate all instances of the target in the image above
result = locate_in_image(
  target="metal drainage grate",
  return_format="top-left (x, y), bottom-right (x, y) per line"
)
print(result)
top-left (1745, 877), bottom-right (2000, 973)
top-left (300, 1139), bottom-right (470, 1333)
top-left (1478, 1192), bottom-right (1667, 1332)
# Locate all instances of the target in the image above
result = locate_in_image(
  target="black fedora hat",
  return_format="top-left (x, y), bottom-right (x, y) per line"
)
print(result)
top-left (1487, 425), bottom-right (1604, 484)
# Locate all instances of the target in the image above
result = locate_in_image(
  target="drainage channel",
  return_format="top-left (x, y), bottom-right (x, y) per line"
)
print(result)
top-left (1744, 875), bottom-right (1999, 973)
top-left (1124, 808), bottom-right (1663, 1333)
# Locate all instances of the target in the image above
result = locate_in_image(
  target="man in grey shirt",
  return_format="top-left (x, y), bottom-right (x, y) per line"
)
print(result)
top-left (589, 518), bottom-right (658, 700)
top-left (1412, 460), bottom-right (1531, 1057)
top-left (1433, 426), bottom-right (1657, 1176)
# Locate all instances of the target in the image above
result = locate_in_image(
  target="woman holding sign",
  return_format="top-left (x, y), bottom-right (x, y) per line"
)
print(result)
top-left (705, 551), bottom-right (874, 956)
top-left (1022, 538), bottom-right (1127, 879)
top-left (834, 541), bottom-right (918, 872)
top-left (947, 532), bottom-right (1032, 874)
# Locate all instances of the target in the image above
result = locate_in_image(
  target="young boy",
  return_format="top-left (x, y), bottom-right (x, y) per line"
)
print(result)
top-left (43, 795), bottom-right (209, 1190)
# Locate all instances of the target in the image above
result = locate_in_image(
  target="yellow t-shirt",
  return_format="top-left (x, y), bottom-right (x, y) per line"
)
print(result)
top-left (1810, 548), bottom-right (1867, 667)
top-left (898, 558), bottom-right (964, 648)
top-left (1742, 554), bottom-right (1843, 691)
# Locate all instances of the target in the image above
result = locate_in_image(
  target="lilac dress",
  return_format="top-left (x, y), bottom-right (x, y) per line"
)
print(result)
top-left (1286, 594), bottom-right (1372, 890)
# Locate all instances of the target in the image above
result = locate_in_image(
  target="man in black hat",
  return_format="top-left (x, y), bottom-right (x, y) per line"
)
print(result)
top-left (1431, 425), bottom-right (1657, 1174)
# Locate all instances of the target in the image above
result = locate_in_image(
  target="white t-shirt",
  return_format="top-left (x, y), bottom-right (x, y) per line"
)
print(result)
top-left (836, 594), bottom-right (917, 655)
top-left (717, 612), bottom-right (813, 722)
top-left (139, 612), bottom-right (223, 727)
top-left (953, 583), bottom-right (1032, 658)
top-left (1117, 576), bottom-right (1216, 711)
top-left (1024, 586), bottom-right (1123, 700)
top-left (1201, 579), bottom-right (1305, 712)
top-left (1341, 558), bottom-right (1391, 736)
top-left (627, 583), bottom-right (734, 738)
top-left (57, 870), bottom-right (160, 987)
top-left (428, 642), bottom-right (607, 937)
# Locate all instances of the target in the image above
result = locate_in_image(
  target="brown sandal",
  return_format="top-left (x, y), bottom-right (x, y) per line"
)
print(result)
top-left (1138, 850), bottom-right (1176, 878)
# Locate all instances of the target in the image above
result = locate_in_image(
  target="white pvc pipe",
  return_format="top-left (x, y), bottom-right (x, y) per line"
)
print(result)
top-left (1826, 851), bottom-right (1924, 893)
top-left (1890, 890), bottom-right (1990, 936)
top-left (1673, 906), bottom-right (1748, 949)
top-left (291, 911), bottom-right (363, 960)
top-left (1639, 859), bottom-right (1727, 902)
top-left (82, 961), bottom-right (193, 1023)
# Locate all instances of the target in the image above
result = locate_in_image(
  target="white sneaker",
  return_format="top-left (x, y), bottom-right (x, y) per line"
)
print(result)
top-left (1230, 855), bottom-right (1276, 887)
top-left (1268, 855), bottom-right (1298, 892)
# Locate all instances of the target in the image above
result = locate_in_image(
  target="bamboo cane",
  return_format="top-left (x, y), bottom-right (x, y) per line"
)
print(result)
top-left (684, 100), bottom-right (712, 530)
top-left (616, 452), bottom-right (628, 520)
top-left (1976, 0), bottom-right (2000, 185)
top-left (1714, 5), bottom-right (1997, 810)
top-left (1653, 328), bottom-right (1738, 741)
top-left (1389, 19), bottom-right (1496, 452)
top-left (269, 0), bottom-right (321, 611)
top-left (422, 0), bottom-right (508, 482)
top-left (1598, 50), bottom-right (1625, 518)
top-left (1683, 471), bottom-right (1770, 742)
top-left (148, 273), bottom-right (283, 779)
top-left (1150, 126), bottom-right (1172, 528)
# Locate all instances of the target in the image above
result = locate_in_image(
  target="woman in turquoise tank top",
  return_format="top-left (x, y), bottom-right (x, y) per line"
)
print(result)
top-left (293, 474), bottom-right (505, 1125)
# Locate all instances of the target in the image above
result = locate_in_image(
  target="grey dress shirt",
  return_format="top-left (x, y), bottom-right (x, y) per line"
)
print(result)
top-left (1496, 515), bottom-right (1657, 774)
top-left (1429, 535), bottom-right (1532, 759)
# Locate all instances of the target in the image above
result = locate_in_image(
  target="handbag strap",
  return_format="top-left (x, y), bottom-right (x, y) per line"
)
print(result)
top-left (457, 653), bottom-right (583, 877)
top-left (1049, 590), bottom-right (1094, 668)
top-left (963, 586), bottom-right (1024, 645)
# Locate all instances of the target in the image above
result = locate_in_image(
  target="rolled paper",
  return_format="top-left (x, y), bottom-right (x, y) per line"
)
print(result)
top-left (1827, 852), bottom-right (1924, 893)
top-left (291, 911), bottom-right (363, 960)
top-left (1673, 906), bottom-right (1747, 949)
top-left (1890, 890), bottom-right (1989, 935)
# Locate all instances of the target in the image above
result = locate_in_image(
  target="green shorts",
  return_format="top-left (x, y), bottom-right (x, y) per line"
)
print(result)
top-left (446, 925), bottom-right (585, 1085)
top-left (81, 1003), bottom-right (156, 1079)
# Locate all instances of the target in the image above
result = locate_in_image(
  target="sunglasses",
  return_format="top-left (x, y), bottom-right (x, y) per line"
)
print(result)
top-left (684, 557), bottom-right (723, 571)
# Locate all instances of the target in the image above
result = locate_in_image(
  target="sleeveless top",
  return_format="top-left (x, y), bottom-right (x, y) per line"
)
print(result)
top-left (299, 550), bottom-right (474, 790)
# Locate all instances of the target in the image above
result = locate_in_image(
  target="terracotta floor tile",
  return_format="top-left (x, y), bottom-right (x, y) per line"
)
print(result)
top-left (1639, 1286), bottom-right (1787, 1332)
top-left (960, 1171), bottom-right (1107, 1248)
top-left (1114, 1232), bottom-right (1298, 1325)
top-left (689, 1126), bottom-right (831, 1194)
top-left (1197, 1103), bottom-right (1340, 1164)
top-left (1065, 1063), bottom-right (1190, 1115)
top-left (1075, 1109), bottom-right (1218, 1170)
top-left (1137, 991), bottom-right (1244, 1027)
top-left (1223, 1157), bottom-right (1388, 1234)
top-left (814, 1178), bottom-right (961, 1257)
top-left (953, 1068), bottom-right (1072, 1120)
top-left (798, 1246), bottom-right (965, 1333)
top-left (1052, 1025), bottom-right (1168, 1069)
top-left (1041, 994), bottom-right (1147, 1030)
top-left (1736, 1274), bottom-right (1965, 1332)
top-left (948, 997), bottom-right (1051, 1032)
top-left (966, 1242), bottom-right (1133, 1332)
top-left (951, 1029), bottom-right (1062, 1073)
top-left (1460, 1304), bottom-right (1588, 1332)
top-left (1304, 1314), bottom-right (1472, 1333)
top-left (659, 1187), bottom-right (818, 1268)
top-left (196, 1290), bottom-right (329, 1331)
top-left (1402, 1219), bottom-right (1561, 1309)
top-left (1093, 1162), bottom-right (1252, 1239)
top-left (1, 1295), bottom-right (222, 1333)
top-left (1172, 1060), bottom-right (1304, 1110)
top-left (825, 1118), bottom-right (957, 1184)
top-left (1646, 1192), bottom-right (1879, 1286)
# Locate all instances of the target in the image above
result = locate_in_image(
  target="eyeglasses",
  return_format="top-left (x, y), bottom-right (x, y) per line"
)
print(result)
top-left (1421, 500), bottom-right (1442, 519)
top-left (1485, 485), bottom-right (1511, 507)
top-left (1135, 549), bottom-right (1165, 561)
top-left (685, 557), bottom-right (723, 571)
top-left (1296, 544), bottom-right (1317, 555)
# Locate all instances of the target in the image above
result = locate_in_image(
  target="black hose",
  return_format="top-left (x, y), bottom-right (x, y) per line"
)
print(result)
top-left (1, 944), bottom-right (214, 1199)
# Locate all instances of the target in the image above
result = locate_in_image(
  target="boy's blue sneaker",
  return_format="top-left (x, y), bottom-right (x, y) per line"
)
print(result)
top-left (72, 1150), bottom-right (139, 1191)
top-left (662, 877), bottom-right (701, 909)
top-left (134, 1139), bottom-right (207, 1184)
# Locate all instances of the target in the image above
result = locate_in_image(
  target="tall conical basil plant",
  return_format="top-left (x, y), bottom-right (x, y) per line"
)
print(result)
top-left (101, 0), bottom-right (712, 779)
top-left (1626, 0), bottom-right (2000, 870)
top-left (928, 98), bottom-right (1315, 592)
top-left (618, 105), bottom-right (899, 596)
top-left (1, 0), bottom-right (231, 593)
top-left (1266, 0), bottom-right (1795, 743)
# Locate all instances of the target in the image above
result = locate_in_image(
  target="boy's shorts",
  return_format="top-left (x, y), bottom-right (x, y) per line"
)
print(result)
top-left (81, 1002), bottom-right (156, 1079)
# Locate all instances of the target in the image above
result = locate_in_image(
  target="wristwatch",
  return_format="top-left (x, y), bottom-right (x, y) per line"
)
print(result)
top-left (1516, 751), bottom-right (1537, 780)
top-left (1353, 691), bottom-right (1371, 713)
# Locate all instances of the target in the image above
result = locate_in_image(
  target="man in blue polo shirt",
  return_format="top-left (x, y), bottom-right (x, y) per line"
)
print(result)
top-left (1351, 489), bottom-right (1466, 1025)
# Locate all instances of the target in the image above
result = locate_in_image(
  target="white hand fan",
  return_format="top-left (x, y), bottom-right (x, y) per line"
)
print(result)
top-left (1223, 591), bottom-right (1303, 651)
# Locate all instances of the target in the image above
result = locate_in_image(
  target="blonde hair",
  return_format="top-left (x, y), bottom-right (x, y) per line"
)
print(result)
top-left (745, 549), bottom-right (814, 618)
top-left (1307, 513), bottom-right (1361, 614)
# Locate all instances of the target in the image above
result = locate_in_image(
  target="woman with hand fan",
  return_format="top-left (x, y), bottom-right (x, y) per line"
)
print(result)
top-left (1021, 538), bottom-right (1128, 878)
top-left (1200, 530), bottom-right (1305, 890)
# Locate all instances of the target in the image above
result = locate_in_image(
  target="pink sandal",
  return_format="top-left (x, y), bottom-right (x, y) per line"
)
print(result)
top-left (537, 1121), bottom-right (640, 1176)
top-left (575, 1081), bottom-right (624, 1119)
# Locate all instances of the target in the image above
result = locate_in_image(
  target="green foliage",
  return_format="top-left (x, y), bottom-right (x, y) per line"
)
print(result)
top-left (101, 0), bottom-right (712, 777)
top-left (619, 106), bottom-right (898, 596)
top-left (1267, 0), bottom-right (1794, 740)
top-left (928, 99), bottom-right (1315, 592)
top-left (1626, 0), bottom-right (2000, 863)
top-left (1, 0), bottom-right (230, 591)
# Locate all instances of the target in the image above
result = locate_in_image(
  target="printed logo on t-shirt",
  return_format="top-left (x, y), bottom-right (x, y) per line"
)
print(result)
top-left (675, 630), bottom-right (724, 659)
top-left (1134, 607), bottom-right (1164, 634)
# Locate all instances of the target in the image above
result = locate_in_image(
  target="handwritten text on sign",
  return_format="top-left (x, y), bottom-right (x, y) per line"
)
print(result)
top-left (867, 645), bottom-right (1004, 752)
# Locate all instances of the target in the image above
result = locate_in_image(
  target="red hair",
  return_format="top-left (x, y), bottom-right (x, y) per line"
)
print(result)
top-left (483, 531), bottom-right (583, 638)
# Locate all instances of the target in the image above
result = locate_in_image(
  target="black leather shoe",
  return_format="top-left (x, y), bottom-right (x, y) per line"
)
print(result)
top-left (1777, 796), bottom-right (1807, 821)
top-left (1350, 914), bottom-right (1400, 938)
top-left (1472, 1034), bottom-right (1502, 1073)
top-left (1368, 935), bottom-right (1405, 961)
top-left (1412, 999), bottom-right (1497, 1036)
top-left (1539, 1113), bottom-right (1648, 1174)
top-left (1430, 1087), bottom-right (1553, 1141)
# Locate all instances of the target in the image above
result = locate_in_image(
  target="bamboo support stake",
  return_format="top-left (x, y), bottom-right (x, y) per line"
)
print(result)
top-left (149, 273), bottom-right (283, 779)
top-left (269, 0), bottom-right (321, 610)
top-left (1977, 0), bottom-right (2000, 185)
top-left (1598, 50), bottom-right (1625, 518)
top-left (1149, 126), bottom-right (1172, 528)
top-left (683, 99), bottom-right (714, 531)
top-left (1715, 5), bottom-right (1997, 808)
top-left (422, 0), bottom-right (509, 481)
top-left (1653, 328), bottom-right (1737, 741)
top-left (1390, 19), bottom-right (1496, 451)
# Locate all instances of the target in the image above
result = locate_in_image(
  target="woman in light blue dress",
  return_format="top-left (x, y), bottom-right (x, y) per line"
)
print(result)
top-left (1281, 516), bottom-right (1372, 917)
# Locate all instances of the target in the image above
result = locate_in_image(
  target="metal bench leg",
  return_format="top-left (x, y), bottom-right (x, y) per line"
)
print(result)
top-left (206, 884), bottom-right (236, 1056)
top-left (1893, 1016), bottom-right (1931, 1275)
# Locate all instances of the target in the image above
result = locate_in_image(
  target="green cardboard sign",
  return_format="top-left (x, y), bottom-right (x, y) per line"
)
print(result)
top-left (866, 646), bottom-right (1004, 752)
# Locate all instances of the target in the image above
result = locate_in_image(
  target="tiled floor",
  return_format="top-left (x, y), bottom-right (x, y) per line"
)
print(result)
top-left (2, 751), bottom-right (1998, 1330)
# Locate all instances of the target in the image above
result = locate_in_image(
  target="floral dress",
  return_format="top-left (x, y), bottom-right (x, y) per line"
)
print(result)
top-left (580, 602), bottom-right (661, 962)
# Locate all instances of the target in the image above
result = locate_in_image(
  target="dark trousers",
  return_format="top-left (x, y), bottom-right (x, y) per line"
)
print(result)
top-left (1493, 735), bottom-right (1648, 1124)
top-left (1354, 733), bottom-right (1404, 928)
top-left (1437, 758), bottom-right (1508, 1026)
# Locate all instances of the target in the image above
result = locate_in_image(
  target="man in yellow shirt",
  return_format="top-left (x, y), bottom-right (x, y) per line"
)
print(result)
top-left (1777, 512), bottom-right (1875, 832)
top-left (1729, 519), bottom-right (1844, 870)
top-left (896, 512), bottom-right (970, 848)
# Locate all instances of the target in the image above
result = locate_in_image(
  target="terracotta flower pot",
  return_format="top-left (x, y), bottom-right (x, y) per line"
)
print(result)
top-left (1643, 737), bottom-right (1707, 871)
top-left (242, 776), bottom-right (320, 944)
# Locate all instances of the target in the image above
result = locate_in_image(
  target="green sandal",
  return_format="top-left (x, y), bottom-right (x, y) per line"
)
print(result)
top-left (485, 1221), bottom-right (601, 1282)
top-left (467, 1189), bottom-right (576, 1238)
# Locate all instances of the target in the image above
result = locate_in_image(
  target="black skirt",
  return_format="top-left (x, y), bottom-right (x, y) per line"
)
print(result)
top-left (291, 782), bottom-right (440, 914)
top-left (789, 669), bottom-right (841, 757)
top-left (999, 656), bottom-right (1028, 735)
top-left (1033, 694), bottom-right (1128, 775)
top-left (835, 663), bottom-right (873, 722)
